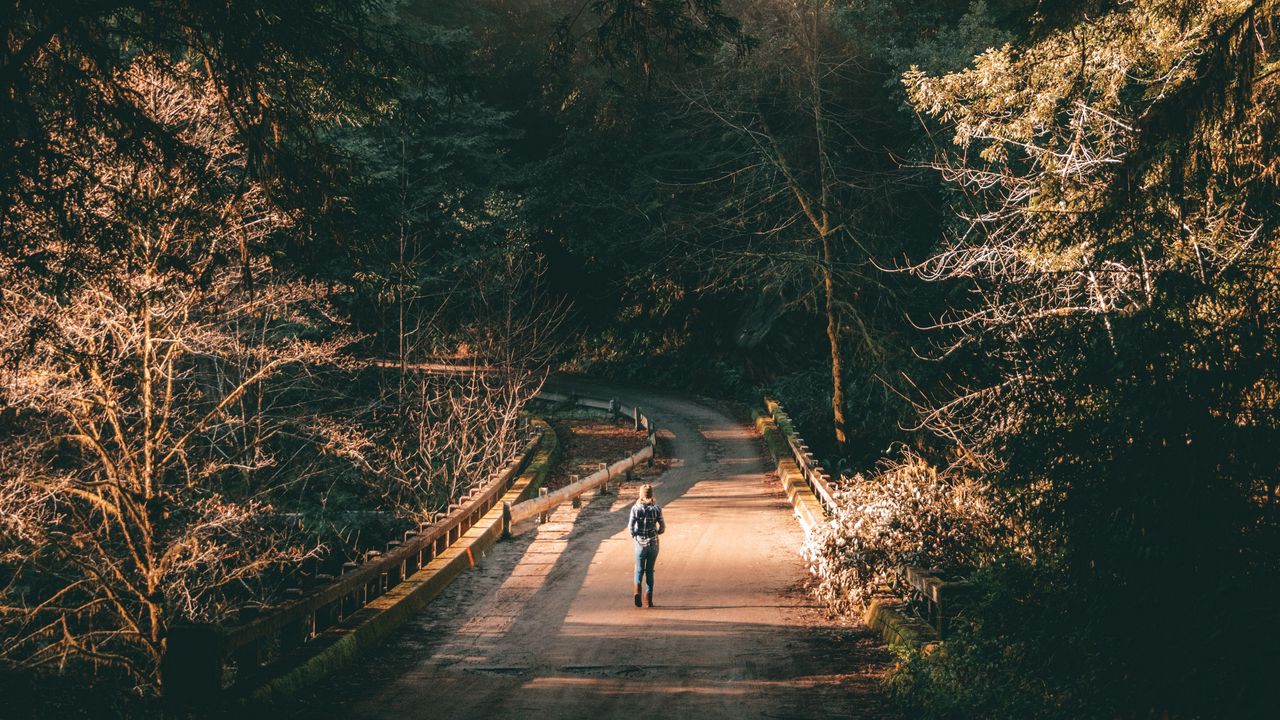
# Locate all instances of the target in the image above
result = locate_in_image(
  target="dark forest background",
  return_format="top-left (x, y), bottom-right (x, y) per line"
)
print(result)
top-left (1, 1), bottom-right (1277, 718)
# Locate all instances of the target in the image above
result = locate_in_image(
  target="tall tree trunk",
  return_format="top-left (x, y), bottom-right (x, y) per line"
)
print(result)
top-left (821, 231), bottom-right (847, 446)
top-left (757, 1), bottom-right (850, 447)
top-left (812, 1), bottom-right (846, 446)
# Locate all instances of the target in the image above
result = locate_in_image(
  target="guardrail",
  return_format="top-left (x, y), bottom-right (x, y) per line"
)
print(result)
top-left (532, 392), bottom-right (655, 438)
top-left (762, 398), bottom-right (837, 513)
top-left (506, 446), bottom-right (652, 530)
top-left (161, 423), bottom-right (548, 704)
top-left (510, 393), bottom-right (657, 532)
top-left (756, 410), bottom-right (824, 534)
top-left (161, 389), bottom-right (657, 705)
top-left (756, 399), bottom-right (954, 651)
top-left (903, 566), bottom-right (975, 639)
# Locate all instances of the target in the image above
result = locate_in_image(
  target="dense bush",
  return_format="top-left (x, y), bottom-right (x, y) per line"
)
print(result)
top-left (802, 452), bottom-right (1012, 613)
top-left (889, 559), bottom-right (1114, 720)
top-left (892, 553), bottom-right (1275, 720)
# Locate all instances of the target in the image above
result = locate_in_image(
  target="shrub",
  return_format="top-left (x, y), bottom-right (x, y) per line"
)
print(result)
top-left (889, 559), bottom-right (1113, 720)
top-left (802, 452), bottom-right (1011, 613)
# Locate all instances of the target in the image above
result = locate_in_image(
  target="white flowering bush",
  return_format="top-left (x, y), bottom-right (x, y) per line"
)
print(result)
top-left (802, 452), bottom-right (1010, 614)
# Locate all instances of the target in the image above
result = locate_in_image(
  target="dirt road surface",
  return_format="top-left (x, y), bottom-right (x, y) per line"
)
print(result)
top-left (286, 381), bottom-right (899, 720)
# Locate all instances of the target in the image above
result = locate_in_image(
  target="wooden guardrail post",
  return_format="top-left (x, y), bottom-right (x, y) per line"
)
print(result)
top-left (232, 625), bottom-right (261, 681)
top-left (538, 487), bottom-right (549, 524)
top-left (446, 505), bottom-right (462, 544)
top-left (403, 530), bottom-right (420, 574)
top-left (314, 573), bottom-right (336, 628)
top-left (424, 516), bottom-right (436, 556)
top-left (341, 561), bottom-right (359, 616)
top-left (598, 462), bottom-right (611, 495)
top-left (609, 397), bottom-right (619, 419)
top-left (502, 501), bottom-right (513, 538)
top-left (633, 406), bottom-right (641, 431)
top-left (570, 475), bottom-right (581, 507)
top-left (386, 541), bottom-right (403, 586)
top-left (281, 588), bottom-right (306, 649)
top-left (366, 550), bottom-right (385, 595)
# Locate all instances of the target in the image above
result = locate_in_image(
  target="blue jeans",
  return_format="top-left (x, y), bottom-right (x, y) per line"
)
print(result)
top-left (633, 539), bottom-right (659, 593)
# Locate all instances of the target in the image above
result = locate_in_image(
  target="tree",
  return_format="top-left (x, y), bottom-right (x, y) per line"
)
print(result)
top-left (333, 19), bottom-right (521, 368)
top-left (550, 0), bottom-right (751, 73)
top-left (671, 0), bottom-right (926, 448)
top-left (0, 57), bottom-right (352, 688)
top-left (362, 251), bottom-right (566, 521)
top-left (1, 0), bottom-right (387, 290)
top-left (327, 9), bottom-right (566, 519)
top-left (903, 1), bottom-right (1280, 714)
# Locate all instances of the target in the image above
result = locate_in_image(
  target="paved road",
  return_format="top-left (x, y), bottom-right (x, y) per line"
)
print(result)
top-left (286, 381), bottom-right (898, 720)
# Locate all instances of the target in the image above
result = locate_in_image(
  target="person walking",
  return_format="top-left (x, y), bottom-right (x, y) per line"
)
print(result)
top-left (629, 484), bottom-right (665, 608)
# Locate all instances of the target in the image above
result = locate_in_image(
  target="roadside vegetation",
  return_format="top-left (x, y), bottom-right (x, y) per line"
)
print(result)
top-left (1, 1), bottom-right (1275, 717)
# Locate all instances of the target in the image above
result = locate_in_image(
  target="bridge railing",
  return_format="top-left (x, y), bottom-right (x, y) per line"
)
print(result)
top-left (509, 393), bottom-right (656, 530)
top-left (162, 389), bottom-right (657, 703)
top-left (162, 422), bottom-right (548, 701)
top-left (762, 398), bottom-right (838, 514)
top-left (532, 392), bottom-right (655, 437)
top-left (902, 566), bottom-right (976, 639)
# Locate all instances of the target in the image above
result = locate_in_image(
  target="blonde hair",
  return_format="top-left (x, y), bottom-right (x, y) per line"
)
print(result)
top-left (639, 484), bottom-right (655, 503)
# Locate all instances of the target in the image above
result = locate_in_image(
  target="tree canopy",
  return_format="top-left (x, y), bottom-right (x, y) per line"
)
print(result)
top-left (1, 1), bottom-right (1276, 716)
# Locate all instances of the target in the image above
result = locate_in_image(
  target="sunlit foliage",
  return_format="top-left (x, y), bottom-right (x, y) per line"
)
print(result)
top-left (0, 56), bottom-right (348, 687)
top-left (803, 453), bottom-right (1011, 612)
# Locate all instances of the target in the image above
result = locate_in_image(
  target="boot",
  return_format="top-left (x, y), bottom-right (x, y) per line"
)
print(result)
top-left (633, 583), bottom-right (642, 608)
top-left (645, 590), bottom-right (654, 608)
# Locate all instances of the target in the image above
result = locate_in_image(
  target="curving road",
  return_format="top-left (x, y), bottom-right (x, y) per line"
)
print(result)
top-left (285, 380), bottom-right (898, 720)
